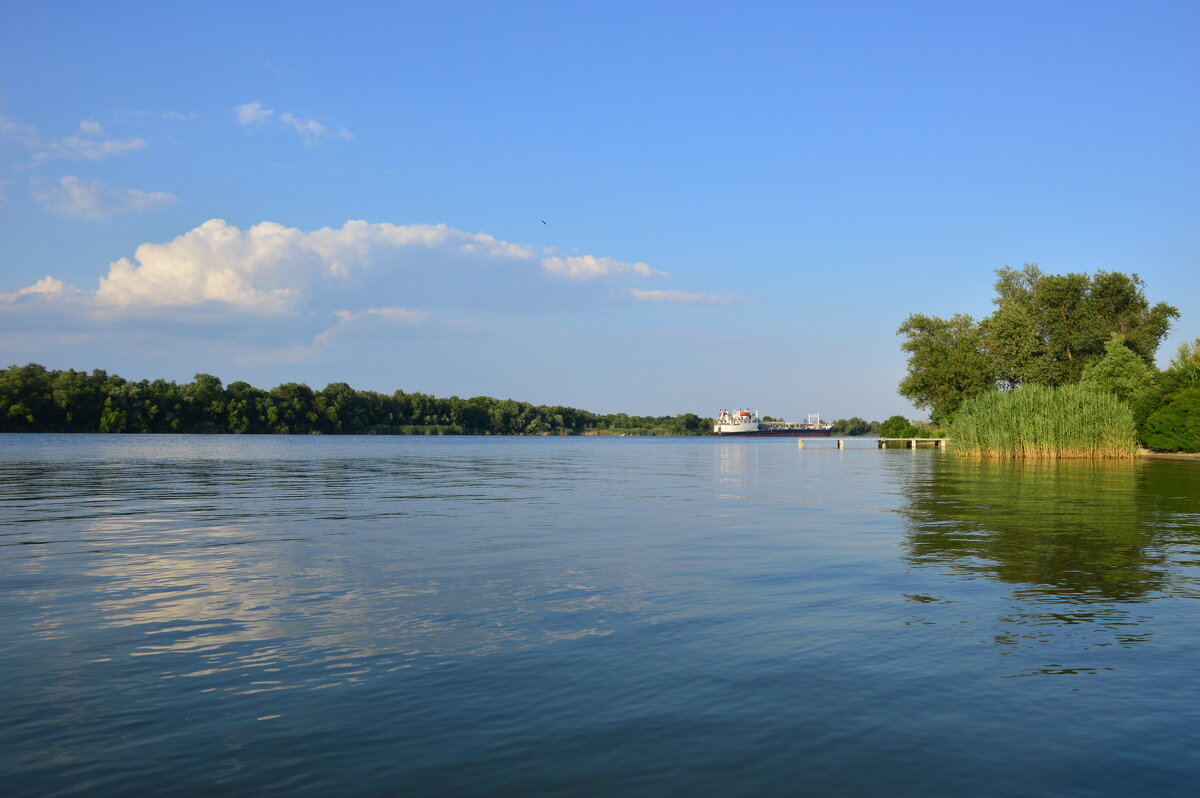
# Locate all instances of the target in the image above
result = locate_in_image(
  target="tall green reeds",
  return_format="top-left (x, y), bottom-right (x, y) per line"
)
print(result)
top-left (949, 384), bottom-right (1137, 459)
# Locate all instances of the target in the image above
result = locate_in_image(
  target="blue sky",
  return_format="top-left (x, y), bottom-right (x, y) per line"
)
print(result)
top-left (1, 1), bottom-right (1196, 420)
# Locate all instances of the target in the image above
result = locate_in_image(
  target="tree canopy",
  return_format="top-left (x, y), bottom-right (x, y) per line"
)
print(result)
top-left (897, 313), bottom-right (995, 425)
top-left (830, 416), bottom-right (873, 436)
top-left (983, 265), bottom-right (1177, 385)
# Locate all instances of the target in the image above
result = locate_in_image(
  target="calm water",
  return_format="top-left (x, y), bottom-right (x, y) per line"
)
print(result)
top-left (2, 435), bottom-right (1198, 796)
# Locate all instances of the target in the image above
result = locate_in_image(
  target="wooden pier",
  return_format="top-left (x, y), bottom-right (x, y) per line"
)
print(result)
top-left (797, 437), bottom-right (950, 449)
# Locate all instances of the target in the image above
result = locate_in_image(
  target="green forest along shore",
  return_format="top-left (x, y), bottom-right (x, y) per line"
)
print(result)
top-left (0, 364), bottom-right (712, 436)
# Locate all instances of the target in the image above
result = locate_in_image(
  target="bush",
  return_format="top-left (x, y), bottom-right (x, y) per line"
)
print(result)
top-left (878, 415), bottom-right (917, 438)
top-left (831, 417), bottom-right (872, 436)
top-left (1141, 388), bottom-right (1200, 452)
top-left (1079, 332), bottom-right (1155, 405)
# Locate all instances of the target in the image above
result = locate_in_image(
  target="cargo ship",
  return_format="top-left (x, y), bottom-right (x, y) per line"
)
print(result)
top-left (713, 409), bottom-right (834, 437)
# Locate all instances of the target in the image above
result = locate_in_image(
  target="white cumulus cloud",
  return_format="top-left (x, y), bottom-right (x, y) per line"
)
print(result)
top-left (314, 306), bottom-right (432, 344)
top-left (0, 276), bottom-right (79, 304)
top-left (0, 113), bottom-right (37, 138)
top-left (281, 112), bottom-right (353, 144)
top-left (71, 137), bottom-right (147, 160)
top-left (32, 176), bottom-right (177, 219)
top-left (234, 102), bottom-right (353, 144)
top-left (27, 118), bottom-right (147, 164)
top-left (78, 118), bottom-right (104, 136)
top-left (626, 289), bottom-right (744, 304)
top-left (541, 255), bottom-right (668, 281)
top-left (1, 218), bottom-right (694, 364)
top-left (92, 218), bottom-right (539, 312)
top-left (0, 217), bottom-right (753, 377)
top-left (234, 101), bottom-right (274, 126)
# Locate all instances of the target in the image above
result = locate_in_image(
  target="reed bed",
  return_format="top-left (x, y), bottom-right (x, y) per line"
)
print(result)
top-left (950, 384), bottom-right (1137, 459)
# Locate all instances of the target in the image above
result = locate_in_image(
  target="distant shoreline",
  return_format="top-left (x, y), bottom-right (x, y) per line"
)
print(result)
top-left (3, 432), bottom-right (1197, 457)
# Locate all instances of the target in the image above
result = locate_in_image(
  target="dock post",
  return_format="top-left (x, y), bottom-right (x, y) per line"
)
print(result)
top-left (837, 438), bottom-right (844, 449)
top-left (797, 439), bottom-right (804, 449)
top-left (879, 440), bottom-right (887, 448)
top-left (909, 439), bottom-right (916, 449)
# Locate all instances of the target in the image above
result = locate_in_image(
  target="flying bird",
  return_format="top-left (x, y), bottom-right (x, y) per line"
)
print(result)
top-left (541, 219), bottom-right (546, 224)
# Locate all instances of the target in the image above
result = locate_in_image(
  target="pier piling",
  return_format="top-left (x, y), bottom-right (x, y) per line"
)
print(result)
top-left (794, 438), bottom-right (949, 450)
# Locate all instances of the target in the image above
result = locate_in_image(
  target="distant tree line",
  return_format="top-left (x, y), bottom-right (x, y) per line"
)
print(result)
top-left (896, 264), bottom-right (1199, 452)
top-left (826, 415), bottom-right (943, 439)
top-left (0, 364), bottom-right (710, 436)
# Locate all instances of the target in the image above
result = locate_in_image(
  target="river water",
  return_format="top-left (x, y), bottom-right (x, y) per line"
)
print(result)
top-left (1, 435), bottom-right (1198, 796)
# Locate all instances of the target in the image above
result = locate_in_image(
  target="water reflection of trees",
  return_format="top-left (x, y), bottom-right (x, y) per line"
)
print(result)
top-left (900, 458), bottom-right (1200, 603)
top-left (899, 458), bottom-right (1200, 667)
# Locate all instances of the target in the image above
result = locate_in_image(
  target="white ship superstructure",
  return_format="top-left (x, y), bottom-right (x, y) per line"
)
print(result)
top-left (714, 409), bottom-right (760, 434)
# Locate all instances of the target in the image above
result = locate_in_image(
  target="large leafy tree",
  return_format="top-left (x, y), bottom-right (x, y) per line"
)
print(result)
top-left (897, 313), bottom-right (997, 424)
top-left (268, 382), bottom-right (317, 434)
top-left (184, 373), bottom-right (226, 432)
top-left (1167, 338), bottom-right (1200, 387)
top-left (983, 264), bottom-right (1177, 386)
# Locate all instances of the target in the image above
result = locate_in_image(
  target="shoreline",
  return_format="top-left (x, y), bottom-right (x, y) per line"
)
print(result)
top-left (1138, 449), bottom-right (1200, 461)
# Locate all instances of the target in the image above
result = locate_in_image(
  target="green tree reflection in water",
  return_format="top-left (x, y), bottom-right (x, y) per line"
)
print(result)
top-left (897, 456), bottom-right (1200, 674)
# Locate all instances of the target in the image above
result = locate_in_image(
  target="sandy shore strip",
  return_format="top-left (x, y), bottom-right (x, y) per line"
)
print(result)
top-left (1138, 449), bottom-right (1200, 461)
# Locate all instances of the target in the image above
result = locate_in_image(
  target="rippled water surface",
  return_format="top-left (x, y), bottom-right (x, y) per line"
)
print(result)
top-left (2, 435), bottom-right (1199, 796)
